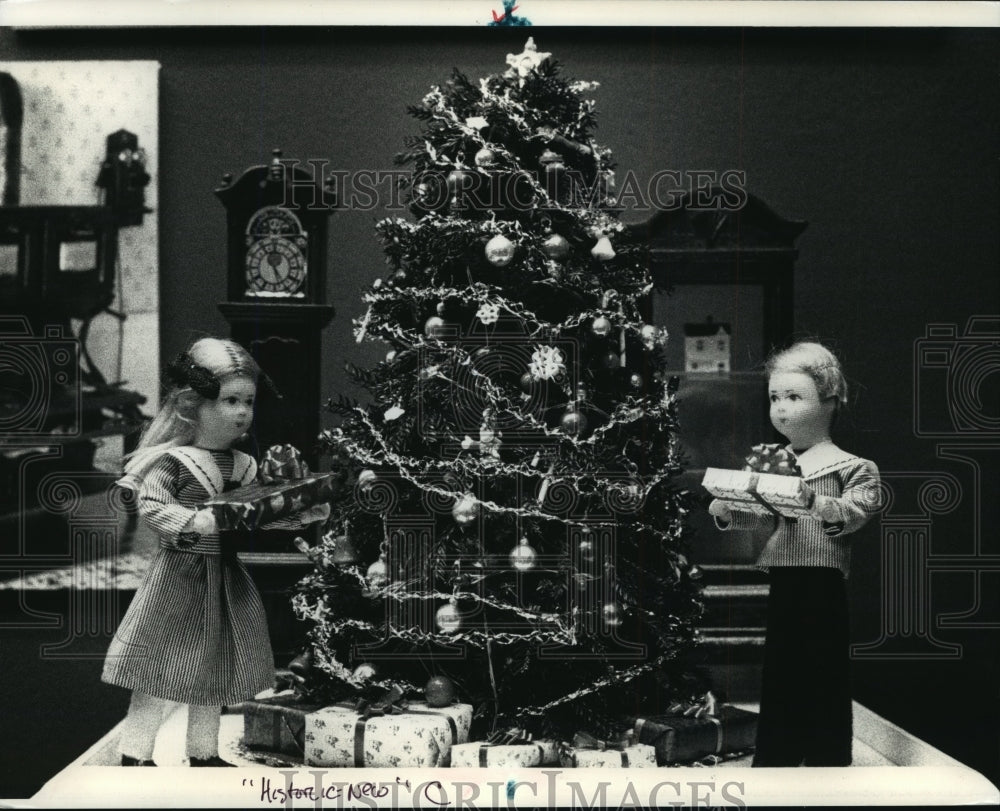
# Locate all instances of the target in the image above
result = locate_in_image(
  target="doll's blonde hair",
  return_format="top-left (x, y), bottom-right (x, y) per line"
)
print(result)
top-left (119, 338), bottom-right (259, 487)
top-left (765, 341), bottom-right (848, 408)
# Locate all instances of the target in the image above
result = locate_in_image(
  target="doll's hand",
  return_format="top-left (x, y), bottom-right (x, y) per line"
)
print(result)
top-left (809, 494), bottom-right (842, 524)
top-left (298, 502), bottom-right (331, 525)
top-left (188, 508), bottom-right (218, 536)
top-left (708, 499), bottom-right (732, 524)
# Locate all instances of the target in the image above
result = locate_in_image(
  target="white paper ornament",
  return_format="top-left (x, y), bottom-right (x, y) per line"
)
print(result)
top-left (591, 235), bottom-right (616, 261)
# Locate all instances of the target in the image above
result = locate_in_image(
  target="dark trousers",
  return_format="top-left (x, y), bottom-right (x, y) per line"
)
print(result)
top-left (752, 567), bottom-right (853, 767)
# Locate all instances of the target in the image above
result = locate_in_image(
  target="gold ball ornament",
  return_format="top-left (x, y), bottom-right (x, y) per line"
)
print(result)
top-left (485, 234), bottom-right (516, 267)
top-left (451, 493), bottom-right (480, 526)
top-left (542, 233), bottom-right (571, 260)
top-left (424, 675), bottom-right (458, 707)
top-left (561, 409), bottom-right (588, 437)
top-left (436, 598), bottom-right (463, 633)
top-left (509, 536), bottom-right (537, 571)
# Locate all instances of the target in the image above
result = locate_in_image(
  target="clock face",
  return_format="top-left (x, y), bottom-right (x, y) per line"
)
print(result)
top-left (246, 236), bottom-right (307, 296)
top-left (245, 206), bottom-right (308, 298)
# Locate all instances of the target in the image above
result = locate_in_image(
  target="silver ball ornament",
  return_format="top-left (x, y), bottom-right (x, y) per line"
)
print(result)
top-left (424, 316), bottom-right (447, 338)
top-left (474, 147), bottom-right (497, 167)
top-left (436, 599), bottom-right (463, 633)
top-left (485, 234), bottom-right (516, 267)
top-left (451, 493), bottom-right (480, 526)
top-left (591, 316), bottom-right (613, 336)
top-left (352, 663), bottom-right (378, 682)
top-left (509, 536), bottom-right (537, 572)
top-left (602, 602), bottom-right (623, 628)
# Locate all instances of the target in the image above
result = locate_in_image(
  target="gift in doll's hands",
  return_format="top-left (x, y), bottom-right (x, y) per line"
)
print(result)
top-left (203, 445), bottom-right (339, 531)
top-left (703, 445), bottom-right (814, 520)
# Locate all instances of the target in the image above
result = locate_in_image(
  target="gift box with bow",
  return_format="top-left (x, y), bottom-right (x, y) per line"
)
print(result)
top-left (450, 729), bottom-right (560, 768)
top-left (203, 445), bottom-right (338, 530)
top-left (304, 689), bottom-right (472, 768)
top-left (557, 731), bottom-right (657, 768)
top-left (633, 694), bottom-right (757, 765)
top-left (703, 445), bottom-right (812, 520)
top-left (240, 691), bottom-right (324, 760)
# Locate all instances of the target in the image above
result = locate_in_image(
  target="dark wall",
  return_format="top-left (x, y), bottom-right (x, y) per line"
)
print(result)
top-left (2, 27), bottom-right (997, 788)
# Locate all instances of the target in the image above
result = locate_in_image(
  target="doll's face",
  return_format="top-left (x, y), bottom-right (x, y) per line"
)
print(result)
top-left (769, 370), bottom-right (836, 450)
top-left (193, 375), bottom-right (256, 450)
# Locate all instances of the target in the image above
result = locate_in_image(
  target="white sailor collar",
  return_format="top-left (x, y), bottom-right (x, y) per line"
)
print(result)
top-left (792, 440), bottom-right (861, 480)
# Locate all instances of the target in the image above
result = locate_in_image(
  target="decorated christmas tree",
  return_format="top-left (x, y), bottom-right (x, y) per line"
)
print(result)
top-left (293, 39), bottom-right (705, 741)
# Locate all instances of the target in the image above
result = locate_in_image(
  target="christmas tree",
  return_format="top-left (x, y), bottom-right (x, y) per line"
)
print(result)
top-left (293, 39), bottom-right (705, 740)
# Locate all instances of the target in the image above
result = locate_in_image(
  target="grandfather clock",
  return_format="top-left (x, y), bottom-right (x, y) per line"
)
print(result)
top-left (216, 150), bottom-right (336, 468)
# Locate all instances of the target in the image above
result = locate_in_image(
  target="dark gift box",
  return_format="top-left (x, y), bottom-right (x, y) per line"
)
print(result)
top-left (241, 692), bottom-right (324, 759)
top-left (203, 473), bottom-right (338, 531)
top-left (634, 705), bottom-right (758, 764)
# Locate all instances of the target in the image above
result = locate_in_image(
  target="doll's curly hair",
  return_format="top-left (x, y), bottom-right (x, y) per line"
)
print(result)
top-left (765, 341), bottom-right (848, 408)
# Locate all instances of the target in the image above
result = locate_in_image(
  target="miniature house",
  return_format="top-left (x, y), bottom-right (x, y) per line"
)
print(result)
top-left (684, 317), bottom-right (731, 372)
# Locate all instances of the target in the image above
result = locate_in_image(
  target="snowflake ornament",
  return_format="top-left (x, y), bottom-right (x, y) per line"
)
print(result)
top-left (476, 302), bottom-right (501, 325)
top-left (529, 345), bottom-right (566, 381)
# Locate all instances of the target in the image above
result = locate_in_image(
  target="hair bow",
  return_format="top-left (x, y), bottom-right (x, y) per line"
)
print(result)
top-left (165, 352), bottom-right (220, 400)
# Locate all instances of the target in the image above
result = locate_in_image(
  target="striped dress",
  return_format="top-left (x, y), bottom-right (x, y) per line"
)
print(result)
top-left (714, 441), bottom-right (882, 577)
top-left (102, 447), bottom-right (275, 705)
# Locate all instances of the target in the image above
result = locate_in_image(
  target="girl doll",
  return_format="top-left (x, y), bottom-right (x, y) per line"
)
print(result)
top-left (708, 342), bottom-right (881, 767)
top-left (102, 337), bottom-right (317, 767)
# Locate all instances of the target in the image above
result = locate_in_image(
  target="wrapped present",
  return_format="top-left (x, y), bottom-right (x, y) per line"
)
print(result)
top-left (242, 691), bottom-right (324, 760)
top-left (203, 473), bottom-right (338, 530)
top-left (633, 696), bottom-right (758, 765)
top-left (702, 467), bottom-right (813, 519)
top-left (450, 740), bottom-right (560, 768)
top-left (559, 744), bottom-right (657, 768)
top-left (304, 701), bottom-right (474, 768)
top-left (259, 443), bottom-right (312, 483)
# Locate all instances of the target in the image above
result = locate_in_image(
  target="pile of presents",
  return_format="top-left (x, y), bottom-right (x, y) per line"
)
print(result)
top-left (234, 687), bottom-right (757, 769)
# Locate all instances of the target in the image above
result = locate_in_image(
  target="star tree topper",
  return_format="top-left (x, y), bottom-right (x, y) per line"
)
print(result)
top-left (506, 37), bottom-right (552, 78)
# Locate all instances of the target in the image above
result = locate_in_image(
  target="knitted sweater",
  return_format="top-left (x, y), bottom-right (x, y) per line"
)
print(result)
top-left (712, 441), bottom-right (882, 578)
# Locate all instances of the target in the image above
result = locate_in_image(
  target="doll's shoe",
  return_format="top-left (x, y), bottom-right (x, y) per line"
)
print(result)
top-left (189, 755), bottom-right (236, 767)
top-left (120, 755), bottom-right (156, 766)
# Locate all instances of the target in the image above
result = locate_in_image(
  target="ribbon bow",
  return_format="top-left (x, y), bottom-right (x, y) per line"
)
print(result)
top-left (353, 685), bottom-right (405, 720)
top-left (743, 443), bottom-right (801, 476)
top-left (165, 352), bottom-right (220, 400)
top-left (486, 727), bottom-right (533, 746)
top-left (569, 730), bottom-right (632, 752)
top-left (260, 444), bottom-right (312, 483)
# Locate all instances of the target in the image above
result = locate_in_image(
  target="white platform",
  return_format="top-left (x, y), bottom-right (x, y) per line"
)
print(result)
top-left (12, 701), bottom-right (996, 808)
